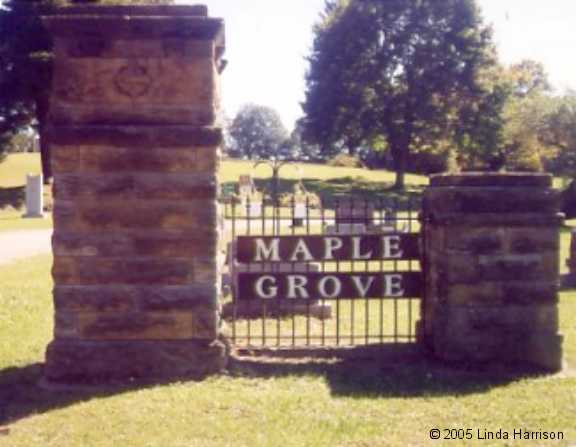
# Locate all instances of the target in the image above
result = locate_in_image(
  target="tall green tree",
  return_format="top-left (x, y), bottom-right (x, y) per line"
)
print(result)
top-left (498, 60), bottom-right (554, 172)
top-left (229, 104), bottom-right (289, 160)
top-left (542, 92), bottom-right (576, 177)
top-left (0, 0), bottom-right (54, 179)
top-left (303, 0), bottom-right (497, 188)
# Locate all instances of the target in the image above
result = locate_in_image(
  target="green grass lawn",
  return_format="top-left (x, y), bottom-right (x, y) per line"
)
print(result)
top-left (1, 155), bottom-right (575, 445)
top-left (0, 154), bottom-right (53, 232)
top-left (0, 153), bottom-right (42, 188)
top-left (0, 154), bottom-right (425, 233)
top-left (0, 253), bottom-right (575, 446)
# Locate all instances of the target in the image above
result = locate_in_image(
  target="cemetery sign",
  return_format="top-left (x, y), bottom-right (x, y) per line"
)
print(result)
top-left (236, 234), bottom-right (422, 300)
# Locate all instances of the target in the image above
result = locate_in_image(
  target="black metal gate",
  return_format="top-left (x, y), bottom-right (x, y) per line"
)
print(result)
top-left (222, 195), bottom-right (422, 349)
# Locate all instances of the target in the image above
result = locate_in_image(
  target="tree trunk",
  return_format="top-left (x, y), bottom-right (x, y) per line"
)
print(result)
top-left (390, 141), bottom-right (407, 190)
top-left (391, 110), bottom-right (414, 190)
top-left (39, 130), bottom-right (52, 184)
top-left (393, 155), bottom-right (406, 190)
top-left (36, 96), bottom-right (52, 184)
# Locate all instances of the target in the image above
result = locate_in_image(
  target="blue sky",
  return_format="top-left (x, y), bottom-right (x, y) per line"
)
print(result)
top-left (204, 0), bottom-right (576, 131)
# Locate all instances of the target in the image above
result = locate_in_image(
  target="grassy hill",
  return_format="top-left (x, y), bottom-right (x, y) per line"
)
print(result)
top-left (0, 153), bottom-right (428, 188)
top-left (0, 153), bottom-right (42, 188)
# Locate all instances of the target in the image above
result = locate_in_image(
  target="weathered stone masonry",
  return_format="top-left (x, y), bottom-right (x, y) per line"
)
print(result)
top-left (420, 173), bottom-right (563, 371)
top-left (43, 5), bottom-right (228, 383)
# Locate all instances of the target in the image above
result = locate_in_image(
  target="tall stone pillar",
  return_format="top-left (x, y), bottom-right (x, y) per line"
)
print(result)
top-left (421, 173), bottom-right (563, 371)
top-left (43, 5), bottom-right (228, 383)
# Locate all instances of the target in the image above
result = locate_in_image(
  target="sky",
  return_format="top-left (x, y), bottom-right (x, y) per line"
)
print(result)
top-left (204, 0), bottom-right (576, 131)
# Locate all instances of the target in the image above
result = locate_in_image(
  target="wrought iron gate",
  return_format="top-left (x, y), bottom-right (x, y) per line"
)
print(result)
top-left (221, 195), bottom-right (422, 349)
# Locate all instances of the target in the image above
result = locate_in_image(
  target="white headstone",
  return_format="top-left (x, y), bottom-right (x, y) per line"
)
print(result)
top-left (294, 203), bottom-right (307, 219)
top-left (22, 174), bottom-right (44, 218)
top-left (248, 201), bottom-right (262, 217)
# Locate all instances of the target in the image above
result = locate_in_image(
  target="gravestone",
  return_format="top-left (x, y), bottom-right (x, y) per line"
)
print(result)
top-left (22, 174), bottom-right (44, 218)
top-left (324, 198), bottom-right (374, 234)
top-left (237, 175), bottom-right (262, 216)
top-left (238, 175), bottom-right (254, 198)
top-left (43, 5), bottom-right (228, 384)
top-left (292, 202), bottom-right (306, 227)
top-left (221, 241), bottom-right (332, 319)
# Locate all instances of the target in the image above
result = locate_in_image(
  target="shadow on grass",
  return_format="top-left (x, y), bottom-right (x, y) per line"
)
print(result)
top-left (0, 364), bottom-right (121, 425)
top-left (228, 346), bottom-right (545, 399)
top-left (0, 186), bottom-right (25, 210)
top-left (0, 349), bottom-right (543, 425)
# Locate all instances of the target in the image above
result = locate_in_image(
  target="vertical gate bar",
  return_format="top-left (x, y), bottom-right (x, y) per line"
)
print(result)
top-left (246, 196), bottom-right (252, 346)
top-left (335, 198), bottom-right (341, 346)
top-left (350, 197), bottom-right (356, 345)
top-left (420, 190), bottom-right (427, 342)
top-left (261, 199), bottom-right (266, 346)
top-left (291, 194), bottom-right (295, 346)
top-left (379, 197), bottom-right (384, 344)
top-left (321, 201), bottom-right (326, 346)
top-left (230, 201), bottom-right (237, 345)
top-left (408, 194), bottom-right (414, 341)
top-left (231, 200), bottom-right (236, 239)
top-left (393, 195), bottom-right (399, 343)
top-left (365, 197), bottom-right (370, 345)
top-left (306, 196), bottom-right (311, 346)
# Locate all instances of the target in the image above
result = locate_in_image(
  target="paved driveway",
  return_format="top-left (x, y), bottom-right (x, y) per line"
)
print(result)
top-left (0, 229), bottom-right (53, 265)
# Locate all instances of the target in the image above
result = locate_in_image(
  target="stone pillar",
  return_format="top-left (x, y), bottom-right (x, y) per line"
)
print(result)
top-left (420, 173), bottom-right (563, 371)
top-left (43, 5), bottom-right (228, 384)
top-left (22, 174), bottom-right (44, 218)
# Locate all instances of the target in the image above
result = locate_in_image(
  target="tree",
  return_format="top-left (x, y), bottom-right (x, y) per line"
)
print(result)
top-left (0, 0), bottom-right (54, 181)
top-left (492, 60), bottom-right (555, 172)
top-left (542, 92), bottom-right (576, 177)
top-left (303, 0), bottom-right (497, 188)
top-left (290, 118), bottom-right (322, 161)
top-left (229, 104), bottom-right (289, 160)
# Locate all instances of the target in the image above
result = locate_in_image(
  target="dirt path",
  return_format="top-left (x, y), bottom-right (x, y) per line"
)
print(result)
top-left (0, 229), bottom-right (53, 265)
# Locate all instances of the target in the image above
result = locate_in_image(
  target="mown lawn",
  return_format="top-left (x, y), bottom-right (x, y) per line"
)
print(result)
top-left (0, 154), bottom-right (425, 233)
top-left (0, 154), bottom-right (42, 188)
top-left (0, 253), bottom-right (575, 447)
top-left (0, 154), bottom-right (53, 232)
top-left (0, 156), bottom-right (575, 446)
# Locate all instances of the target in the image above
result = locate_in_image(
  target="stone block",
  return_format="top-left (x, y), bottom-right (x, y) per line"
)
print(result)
top-left (446, 281), bottom-right (558, 306)
top-left (45, 338), bottom-right (228, 383)
top-left (428, 213), bottom-right (564, 228)
top-left (433, 327), bottom-right (562, 371)
top-left (422, 173), bottom-right (563, 372)
top-left (54, 285), bottom-right (136, 312)
top-left (433, 329), bottom-right (510, 363)
top-left (192, 258), bottom-right (219, 283)
top-left (50, 55), bottom-right (216, 126)
top-left (524, 332), bottom-right (564, 372)
top-left (445, 227), bottom-right (505, 254)
top-left (425, 187), bottom-right (560, 215)
top-left (444, 252), bottom-right (479, 283)
top-left (52, 256), bottom-right (194, 285)
top-left (44, 4), bottom-right (227, 385)
top-left (54, 284), bottom-right (218, 313)
top-left (60, 309), bottom-right (219, 340)
top-left (70, 145), bottom-right (218, 174)
top-left (507, 227), bottom-right (559, 254)
top-left (477, 252), bottom-right (557, 281)
top-left (54, 173), bottom-right (217, 201)
top-left (439, 304), bottom-right (559, 336)
top-left (136, 285), bottom-right (219, 311)
top-left (53, 200), bottom-right (217, 231)
top-left (49, 126), bottom-right (223, 149)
